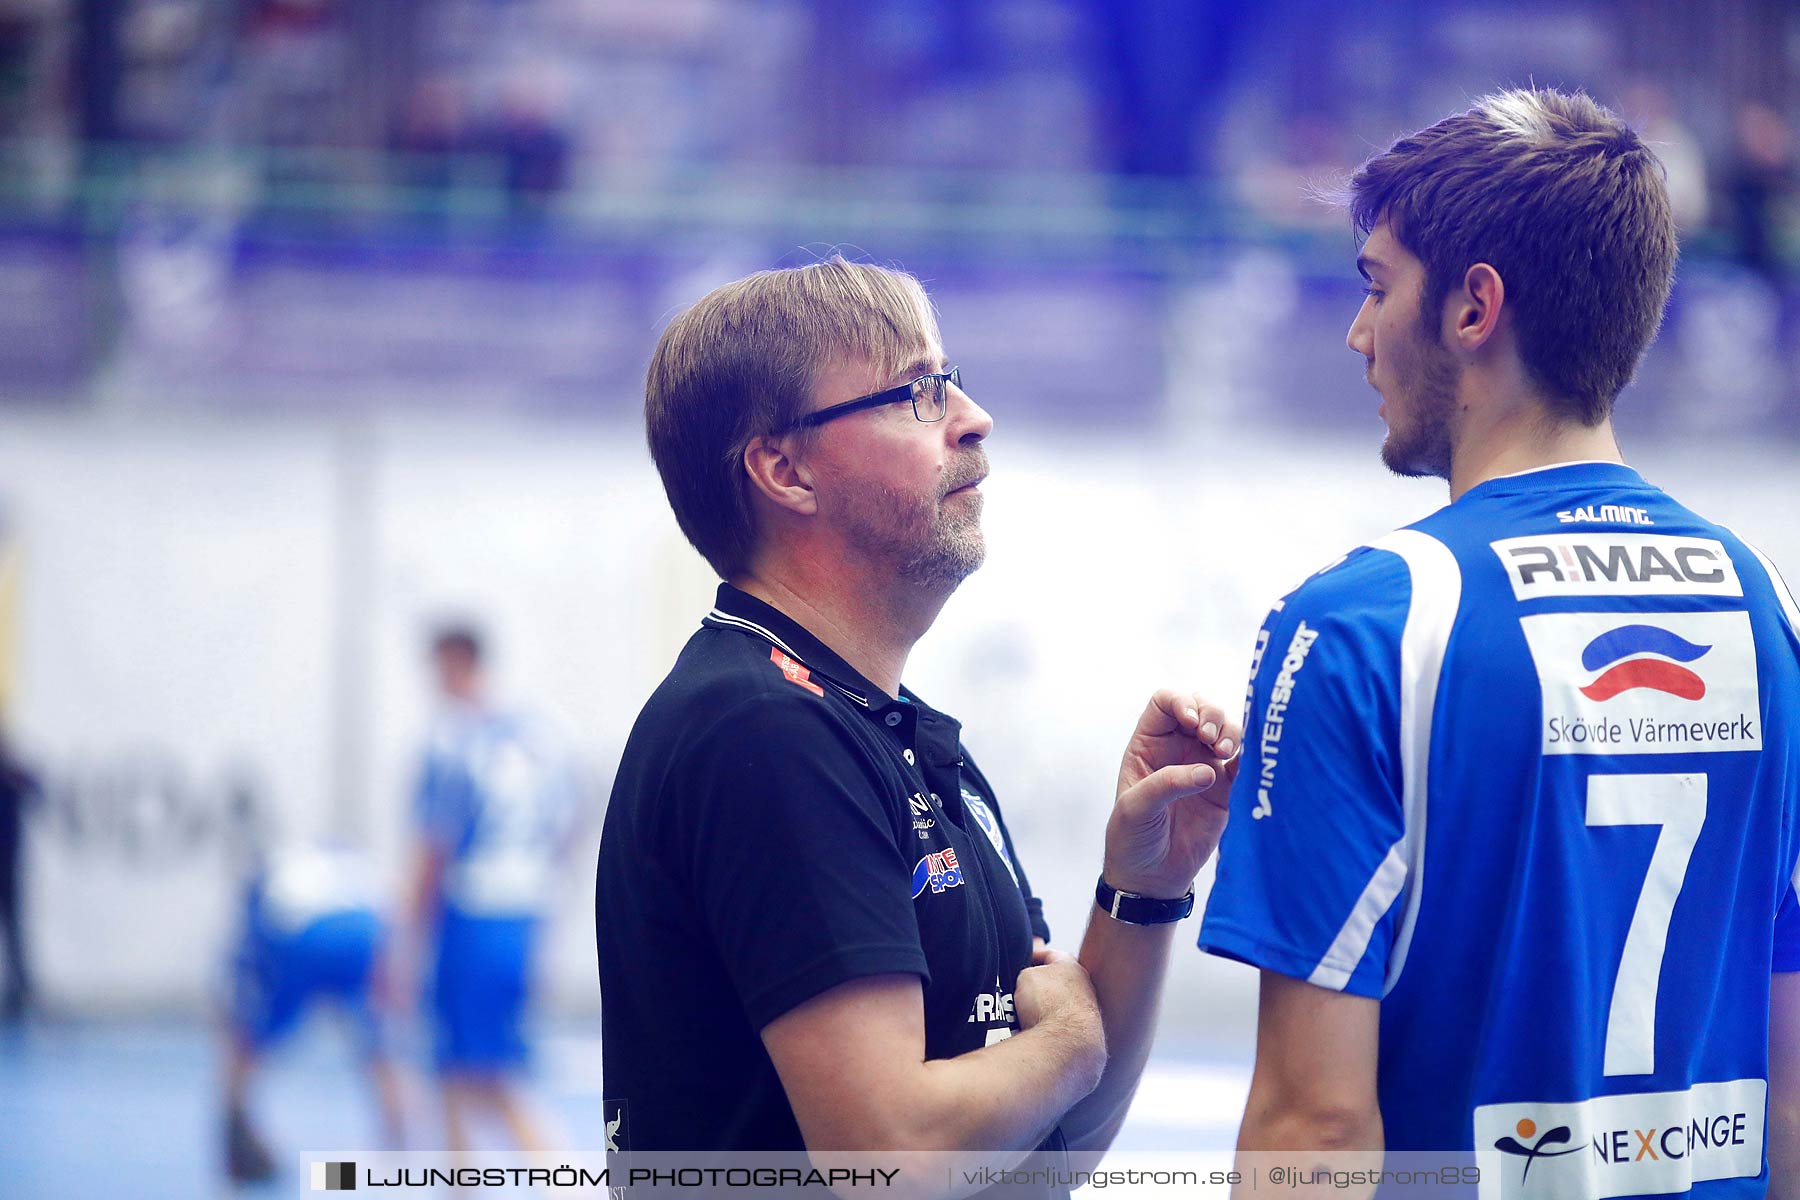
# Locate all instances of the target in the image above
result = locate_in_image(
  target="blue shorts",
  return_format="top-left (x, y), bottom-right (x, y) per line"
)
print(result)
top-left (232, 909), bottom-right (383, 1054)
top-left (430, 912), bottom-right (536, 1073)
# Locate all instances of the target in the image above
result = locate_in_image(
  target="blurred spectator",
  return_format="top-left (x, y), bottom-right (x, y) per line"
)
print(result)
top-left (491, 69), bottom-right (570, 218)
top-left (1234, 109), bottom-right (1351, 226)
top-left (1624, 81), bottom-right (1709, 231)
top-left (0, 7), bottom-right (37, 136)
top-left (1725, 101), bottom-right (1795, 282)
top-left (222, 842), bottom-right (406, 1183)
top-left (396, 624), bottom-right (576, 1153)
top-left (391, 73), bottom-right (472, 214)
top-left (0, 728), bottom-right (38, 1022)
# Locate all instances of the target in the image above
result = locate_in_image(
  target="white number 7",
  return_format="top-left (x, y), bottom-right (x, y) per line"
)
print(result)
top-left (1587, 773), bottom-right (1707, 1077)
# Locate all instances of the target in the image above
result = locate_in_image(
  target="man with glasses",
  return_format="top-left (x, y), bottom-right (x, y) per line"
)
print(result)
top-left (597, 257), bottom-right (1238, 1188)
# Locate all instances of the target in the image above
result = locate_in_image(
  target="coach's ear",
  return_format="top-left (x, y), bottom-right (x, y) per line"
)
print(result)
top-left (743, 435), bottom-right (819, 517)
top-left (1448, 262), bottom-right (1506, 354)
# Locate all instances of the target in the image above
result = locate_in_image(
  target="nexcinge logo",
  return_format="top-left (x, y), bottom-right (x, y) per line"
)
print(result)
top-left (1578, 625), bottom-right (1711, 703)
top-left (311, 1160), bottom-right (356, 1190)
top-left (1475, 1079), bottom-right (1767, 1198)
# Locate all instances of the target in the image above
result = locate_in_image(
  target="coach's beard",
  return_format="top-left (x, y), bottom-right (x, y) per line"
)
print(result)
top-left (846, 458), bottom-right (989, 592)
top-left (899, 493), bottom-right (986, 588)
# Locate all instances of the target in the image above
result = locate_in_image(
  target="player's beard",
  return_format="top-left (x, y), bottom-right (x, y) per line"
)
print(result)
top-left (840, 457), bottom-right (988, 591)
top-left (1378, 316), bottom-right (1460, 481)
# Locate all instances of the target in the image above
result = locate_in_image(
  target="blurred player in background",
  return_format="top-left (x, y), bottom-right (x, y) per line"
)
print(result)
top-left (222, 842), bottom-right (404, 1183)
top-left (397, 625), bottom-right (575, 1153)
top-left (1199, 88), bottom-right (1800, 1195)
top-left (0, 728), bottom-right (39, 1024)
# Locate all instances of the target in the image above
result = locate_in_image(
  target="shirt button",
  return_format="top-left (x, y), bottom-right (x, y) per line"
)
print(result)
top-left (903, 749), bottom-right (915, 765)
top-left (885, 712), bottom-right (902, 727)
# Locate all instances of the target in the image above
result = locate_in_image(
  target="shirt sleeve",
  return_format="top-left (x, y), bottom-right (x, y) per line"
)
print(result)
top-left (1199, 549), bottom-right (1411, 999)
top-left (669, 693), bottom-right (930, 1030)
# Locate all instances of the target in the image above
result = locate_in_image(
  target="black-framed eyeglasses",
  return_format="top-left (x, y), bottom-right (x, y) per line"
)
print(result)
top-left (784, 367), bottom-right (961, 430)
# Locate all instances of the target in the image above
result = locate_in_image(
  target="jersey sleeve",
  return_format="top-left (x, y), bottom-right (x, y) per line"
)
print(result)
top-left (1199, 549), bottom-right (1411, 999)
top-left (669, 694), bottom-right (929, 1030)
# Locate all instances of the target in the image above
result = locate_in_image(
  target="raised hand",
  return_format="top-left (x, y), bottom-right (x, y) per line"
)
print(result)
top-left (1102, 689), bottom-right (1242, 900)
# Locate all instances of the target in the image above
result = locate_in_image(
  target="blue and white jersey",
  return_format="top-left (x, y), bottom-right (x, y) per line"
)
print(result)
top-left (1200, 462), bottom-right (1800, 1198)
top-left (248, 843), bottom-right (379, 939)
top-left (415, 706), bottom-right (576, 921)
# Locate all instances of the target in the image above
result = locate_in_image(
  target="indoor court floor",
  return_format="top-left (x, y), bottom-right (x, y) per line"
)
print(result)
top-left (0, 1020), bottom-right (1252, 1197)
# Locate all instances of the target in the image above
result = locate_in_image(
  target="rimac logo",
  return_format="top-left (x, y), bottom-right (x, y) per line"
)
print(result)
top-left (1579, 625), bottom-right (1711, 703)
top-left (311, 1161), bottom-right (356, 1190)
top-left (911, 847), bottom-right (963, 897)
top-left (1494, 1118), bottom-right (1583, 1182)
top-left (1490, 535), bottom-right (1741, 601)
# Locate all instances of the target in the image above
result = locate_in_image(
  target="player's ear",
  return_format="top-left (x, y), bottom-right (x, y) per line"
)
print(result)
top-left (742, 435), bottom-right (818, 516)
top-left (1450, 262), bottom-right (1505, 353)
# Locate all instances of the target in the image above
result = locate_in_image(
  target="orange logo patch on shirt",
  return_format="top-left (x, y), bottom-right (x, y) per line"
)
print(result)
top-left (770, 647), bottom-right (825, 697)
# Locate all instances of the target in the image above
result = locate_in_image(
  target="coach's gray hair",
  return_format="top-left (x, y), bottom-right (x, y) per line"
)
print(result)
top-left (645, 257), bottom-right (942, 580)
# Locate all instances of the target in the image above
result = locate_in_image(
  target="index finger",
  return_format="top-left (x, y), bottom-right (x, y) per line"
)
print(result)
top-left (1140, 688), bottom-right (1202, 737)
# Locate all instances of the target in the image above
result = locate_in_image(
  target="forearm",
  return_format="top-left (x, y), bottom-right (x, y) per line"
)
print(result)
top-left (1771, 1089), bottom-right (1800, 1200)
top-left (1769, 974), bottom-right (1800, 1198)
top-left (861, 1012), bottom-right (1106, 1155)
top-left (1237, 1083), bottom-right (1384, 1154)
top-left (1059, 906), bottom-right (1177, 1153)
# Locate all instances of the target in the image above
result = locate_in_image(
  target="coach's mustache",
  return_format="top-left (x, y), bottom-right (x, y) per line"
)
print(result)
top-left (942, 452), bottom-right (990, 496)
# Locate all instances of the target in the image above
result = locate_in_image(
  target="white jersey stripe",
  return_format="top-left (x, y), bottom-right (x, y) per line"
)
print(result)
top-left (1731, 531), bottom-right (1800, 640)
top-left (1308, 842), bottom-right (1408, 990)
top-left (1373, 529), bottom-right (1462, 996)
top-left (1725, 531), bottom-right (1800, 896)
top-left (1303, 530), bottom-right (1461, 993)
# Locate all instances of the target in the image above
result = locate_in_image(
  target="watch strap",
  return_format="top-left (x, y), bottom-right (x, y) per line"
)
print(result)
top-left (1095, 876), bottom-right (1195, 925)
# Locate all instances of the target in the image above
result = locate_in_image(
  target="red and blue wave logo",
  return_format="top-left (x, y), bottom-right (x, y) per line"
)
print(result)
top-left (1578, 624), bottom-right (1711, 702)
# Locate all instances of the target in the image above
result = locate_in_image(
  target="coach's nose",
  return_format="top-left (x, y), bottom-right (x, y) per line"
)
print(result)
top-left (947, 378), bottom-right (992, 445)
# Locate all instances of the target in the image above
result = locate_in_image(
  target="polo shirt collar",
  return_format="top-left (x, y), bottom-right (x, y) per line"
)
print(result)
top-left (703, 583), bottom-right (889, 709)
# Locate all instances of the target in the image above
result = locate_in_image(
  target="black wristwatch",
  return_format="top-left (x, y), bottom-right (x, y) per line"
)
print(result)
top-left (1095, 876), bottom-right (1196, 925)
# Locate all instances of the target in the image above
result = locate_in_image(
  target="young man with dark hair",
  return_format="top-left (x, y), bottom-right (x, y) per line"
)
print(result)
top-left (600, 257), bottom-right (1240, 1192)
top-left (1200, 88), bottom-right (1800, 1196)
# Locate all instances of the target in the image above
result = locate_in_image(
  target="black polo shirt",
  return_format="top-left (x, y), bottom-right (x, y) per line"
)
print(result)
top-left (597, 583), bottom-right (1065, 1162)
